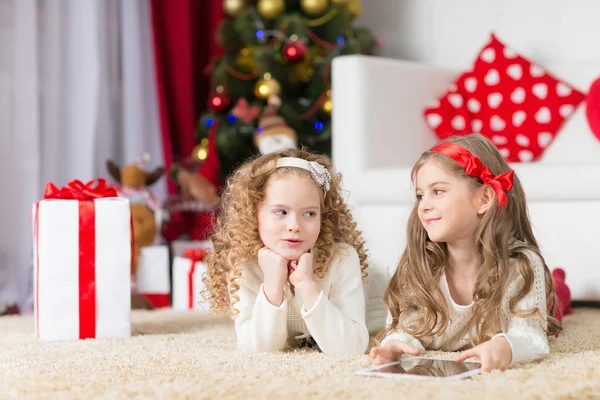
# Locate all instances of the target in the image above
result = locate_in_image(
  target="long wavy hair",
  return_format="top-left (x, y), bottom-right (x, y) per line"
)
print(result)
top-left (378, 134), bottom-right (561, 344)
top-left (203, 148), bottom-right (368, 316)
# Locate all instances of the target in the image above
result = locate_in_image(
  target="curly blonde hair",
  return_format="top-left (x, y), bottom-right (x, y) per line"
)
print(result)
top-left (203, 148), bottom-right (368, 316)
top-left (377, 134), bottom-right (561, 345)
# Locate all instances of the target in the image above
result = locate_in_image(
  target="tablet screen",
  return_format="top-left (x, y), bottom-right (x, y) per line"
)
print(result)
top-left (373, 358), bottom-right (481, 378)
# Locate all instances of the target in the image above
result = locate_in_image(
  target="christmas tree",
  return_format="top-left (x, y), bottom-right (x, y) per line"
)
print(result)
top-left (194, 0), bottom-right (378, 182)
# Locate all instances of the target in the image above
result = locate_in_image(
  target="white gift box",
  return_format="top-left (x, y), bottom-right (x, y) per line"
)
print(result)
top-left (33, 197), bottom-right (131, 341)
top-left (136, 245), bottom-right (171, 308)
top-left (172, 254), bottom-right (210, 311)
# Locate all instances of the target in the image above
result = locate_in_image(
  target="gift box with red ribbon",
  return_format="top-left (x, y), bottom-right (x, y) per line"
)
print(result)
top-left (136, 245), bottom-right (171, 308)
top-left (33, 179), bottom-right (131, 341)
top-left (172, 247), bottom-right (210, 311)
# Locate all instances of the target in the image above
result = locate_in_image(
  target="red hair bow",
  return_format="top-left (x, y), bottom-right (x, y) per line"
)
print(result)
top-left (430, 142), bottom-right (514, 209)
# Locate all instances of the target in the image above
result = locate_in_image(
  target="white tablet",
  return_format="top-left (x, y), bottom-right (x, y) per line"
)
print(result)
top-left (355, 356), bottom-right (482, 380)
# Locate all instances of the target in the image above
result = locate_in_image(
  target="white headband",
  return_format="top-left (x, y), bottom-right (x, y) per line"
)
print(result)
top-left (276, 157), bottom-right (331, 192)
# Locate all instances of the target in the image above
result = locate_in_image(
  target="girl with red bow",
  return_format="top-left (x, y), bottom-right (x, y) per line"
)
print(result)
top-left (370, 134), bottom-right (563, 372)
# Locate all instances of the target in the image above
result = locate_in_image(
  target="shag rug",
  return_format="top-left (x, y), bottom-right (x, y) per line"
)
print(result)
top-left (1, 308), bottom-right (599, 399)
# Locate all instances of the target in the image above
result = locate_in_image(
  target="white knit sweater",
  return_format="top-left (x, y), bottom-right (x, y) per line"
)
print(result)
top-left (232, 243), bottom-right (369, 356)
top-left (382, 249), bottom-right (551, 366)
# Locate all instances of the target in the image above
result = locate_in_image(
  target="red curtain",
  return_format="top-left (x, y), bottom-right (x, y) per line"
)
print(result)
top-left (151, 0), bottom-right (224, 192)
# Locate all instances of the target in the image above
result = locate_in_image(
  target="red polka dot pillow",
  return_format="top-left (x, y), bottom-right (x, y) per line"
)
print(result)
top-left (423, 34), bottom-right (586, 162)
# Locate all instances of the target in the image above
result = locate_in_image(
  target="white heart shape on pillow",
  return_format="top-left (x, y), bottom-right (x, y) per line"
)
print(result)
top-left (467, 98), bottom-right (481, 113)
top-left (471, 119), bottom-right (483, 132)
top-left (511, 87), bottom-right (526, 104)
top-left (515, 133), bottom-right (530, 147)
top-left (499, 148), bottom-right (510, 159)
top-left (481, 48), bottom-right (496, 63)
top-left (532, 83), bottom-right (548, 99)
top-left (530, 64), bottom-right (545, 78)
top-left (518, 150), bottom-right (534, 162)
top-left (427, 113), bottom-right (442, 128)
top-left (492, 135), bottom-right (508, 145)
top-left (559, 104), bottom-right (575, 118)
top-left (556, 82), bottom-right (572, 97)
top-left (538, 132), bottom-right (553, 148)
top-left (535, 107), bottom-right (552, 124)
top-left (464, 77), bottom-right (478, 93)
top-left (490, 115), bottom-right (506, 131)
top-left (451, 115), bottom-right (466, 130)
top-left (510, 87), bottom-right (525, 104)
top-left (506, 64), bottom-right (522, 80)
top-left (448, 93), bottom-right (463, 108)
top-left (512, 110), bottom-right (527, 127)
top-left (488, 92), bottom-right (503, 109)
top-left (484, 69), bottom-right (500, 86)
top-left (503, 47), bottom-right (517, 59)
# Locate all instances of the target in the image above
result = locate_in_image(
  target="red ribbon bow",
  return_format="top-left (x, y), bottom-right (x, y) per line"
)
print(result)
top-left (44, 179), bottom-right (117, 200)
top-left (184, 248), bottom-right (208, 262)
top-left (430, 142), bottom-right (514, 209)
top-left (184, 248), bottom-right (208, 309)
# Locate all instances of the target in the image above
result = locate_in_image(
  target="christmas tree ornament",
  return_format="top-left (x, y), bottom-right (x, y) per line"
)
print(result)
top-left (207, 91), bottom-right (232, 113)
top-left (254, 76), bottom-right (281, 100)
top-left (254, 95), bottom-right (298, 155)
top-left (282, 40), bottom-right (308, 63)
top-left (321, 90), bottom-right (333, 115)
top-left (301, 0), bottom-right (328, 16)
top-left (231, 98), bottom-right (261, 124)
top-left (291, 57), bottom-right (315, 83)
top-left (257, 0), bottom-right (285, 20)
top-left (192, 140), bottom-right (209, 161)
top-left (347, 0), bottom-right (362, 18)
top-left (223, 0), bottom-right (245, 17)
top-left (235, 46), bottom-right (257, 73)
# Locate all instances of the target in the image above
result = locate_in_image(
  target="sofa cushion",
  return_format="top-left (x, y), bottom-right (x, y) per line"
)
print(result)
top-left (423, 33), bottom-right (585, 163)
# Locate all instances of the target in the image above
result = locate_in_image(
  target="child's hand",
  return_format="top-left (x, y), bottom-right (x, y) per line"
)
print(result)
top-left (289, 253), bottom-right (320, 309)
top-left (456, 335), bottom-right (512, 372)
top-left (369, 341), bottom-right (421, 365)
top-left (288, 252), bottom-right (314, 289)
top-left (257, 247), bottom-right (289, 306)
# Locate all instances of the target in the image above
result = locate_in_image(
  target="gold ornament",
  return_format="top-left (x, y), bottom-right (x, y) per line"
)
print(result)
top-left (308, 45), bottom-right (328, 63)
top-left (347, 0), bottom-right (362, 18)
top-left (254, 77), bottom-right (281, 99)
top-left (291, 48), bottom-right (316, 83)
top-left (192, 142), bottom-right (208, 161)
top-left (257, 0), bottom-right (285, 20)
top-left (321, 90), bottom-right (332, 115)
top-left (236, 46), bottom-right (256, 73)
top-left (223, 0), bottom-right (245, 17)
top-left (301, 0), bottom-right (328, 16)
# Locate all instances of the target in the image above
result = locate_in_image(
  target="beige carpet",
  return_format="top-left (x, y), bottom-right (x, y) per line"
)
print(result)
top-left (1, 309), bottom-right (599, 400)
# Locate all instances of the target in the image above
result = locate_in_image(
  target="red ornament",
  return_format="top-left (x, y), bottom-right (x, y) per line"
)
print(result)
top-left (282, 40), bottom-right (308, 63)
top-left (208, 92), bottom-right (231, 113)
top-left (586, 76), bottom-right (600, 142)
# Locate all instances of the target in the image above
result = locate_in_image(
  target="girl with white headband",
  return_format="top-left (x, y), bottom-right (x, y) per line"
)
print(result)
top-left (203, 149), bottom-right (369, 356)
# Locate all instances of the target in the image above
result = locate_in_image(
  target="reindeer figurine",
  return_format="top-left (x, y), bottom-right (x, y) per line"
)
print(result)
top-left (107, 156), bottom-right (164, 309)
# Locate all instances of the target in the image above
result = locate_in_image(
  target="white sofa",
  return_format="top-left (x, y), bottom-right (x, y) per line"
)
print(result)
top-left (332, 54), bottom-right (600, 301)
